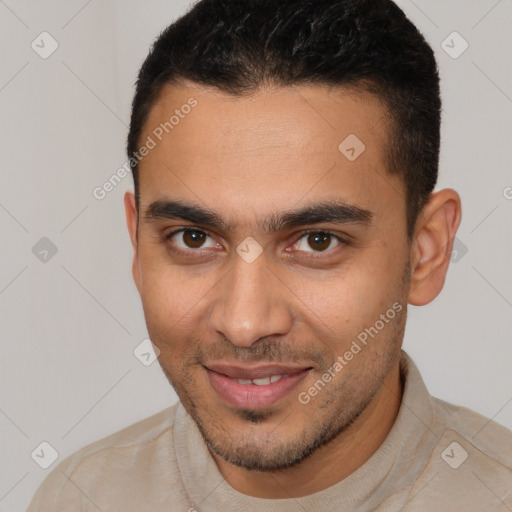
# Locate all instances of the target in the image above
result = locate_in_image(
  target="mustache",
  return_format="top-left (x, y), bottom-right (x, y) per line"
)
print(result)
top-left (188, 335), bottom-right (328, 367)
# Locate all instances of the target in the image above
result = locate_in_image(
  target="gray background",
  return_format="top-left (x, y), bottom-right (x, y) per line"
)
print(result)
top-left (0, 0), bottom-right (511, 509)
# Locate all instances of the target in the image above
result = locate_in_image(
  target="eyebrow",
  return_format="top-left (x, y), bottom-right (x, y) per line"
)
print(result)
top-left (144, 199), bottom-right (372, 232)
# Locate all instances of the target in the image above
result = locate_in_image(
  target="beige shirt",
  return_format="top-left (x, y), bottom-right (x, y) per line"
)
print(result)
top-left (27, 352), bottom-right (512, 511)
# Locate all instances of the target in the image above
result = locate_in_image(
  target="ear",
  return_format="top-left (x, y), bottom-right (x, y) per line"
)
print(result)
top-left (408, 189), bottom-right (462, 306)
top-left (124, 191), bottom-right (141, 294)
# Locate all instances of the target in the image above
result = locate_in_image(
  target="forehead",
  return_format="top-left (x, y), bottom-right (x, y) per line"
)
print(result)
top-left (145, 82), bottom-right (388, 153)
top-left (137, 83), bottom-right (403, 226)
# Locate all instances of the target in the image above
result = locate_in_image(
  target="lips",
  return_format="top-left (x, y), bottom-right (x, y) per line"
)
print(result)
top-left (204, 362), bottom-right (311, 410)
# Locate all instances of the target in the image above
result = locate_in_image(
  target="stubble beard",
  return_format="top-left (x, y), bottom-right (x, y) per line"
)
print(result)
top-left (157, 263), bottom-right (410, 471)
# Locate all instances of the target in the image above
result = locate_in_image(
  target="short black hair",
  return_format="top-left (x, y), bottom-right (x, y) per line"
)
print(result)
top-left (127, 0), bottom-right (441, 237)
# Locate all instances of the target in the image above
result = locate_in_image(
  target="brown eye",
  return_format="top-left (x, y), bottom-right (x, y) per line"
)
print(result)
top-left (294, 231), bottom-right (342, 253)
top-left (307, 232), bottom-right (331, 251)
top-left (182, 230), bottom-right (207, 248)
top-left (168, 229), bottom-right (217, 251)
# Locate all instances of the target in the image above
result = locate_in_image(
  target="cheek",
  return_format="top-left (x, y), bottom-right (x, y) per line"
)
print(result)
top-left (138, 274), bottom-right (200, 370)
top-left (288, 250), bottom-right (406, 344)
top-left (137, 250), bottom-right (235, 359)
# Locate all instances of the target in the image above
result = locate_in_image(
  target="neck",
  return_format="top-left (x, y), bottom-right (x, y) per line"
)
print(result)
top-left (213, 362), bottom-right (403, 498)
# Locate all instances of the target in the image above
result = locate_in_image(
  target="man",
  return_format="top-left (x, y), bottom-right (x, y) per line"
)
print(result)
top-left (27, 0), bottom-right (511, 510)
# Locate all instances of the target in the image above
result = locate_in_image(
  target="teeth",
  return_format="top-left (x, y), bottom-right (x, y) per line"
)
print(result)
top-left (236, 375), bottom-right (285, 385)
top-left (252, 376), bottom-right (271, 386)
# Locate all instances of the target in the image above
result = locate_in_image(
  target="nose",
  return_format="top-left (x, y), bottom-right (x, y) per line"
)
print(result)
top-left (208, 254), bottom-right (293, 348)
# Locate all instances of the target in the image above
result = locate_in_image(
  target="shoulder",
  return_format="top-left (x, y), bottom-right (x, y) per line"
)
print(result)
top-left (26, 404), bottom-right (179, 511)
top-left (60, 403), bottom-right (178, 473)
top-left (402, 396), bottom-right (512, 511)
top-left (396, 353), bottom-right (512, 510)
top-left (401, 352), bottom-right (511, 470)
top-left (431, 395), bottom-right (512, 469)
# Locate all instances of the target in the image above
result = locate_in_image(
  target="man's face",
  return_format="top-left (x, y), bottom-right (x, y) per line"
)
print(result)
top-left (130, 83), bottom-right (411, 470)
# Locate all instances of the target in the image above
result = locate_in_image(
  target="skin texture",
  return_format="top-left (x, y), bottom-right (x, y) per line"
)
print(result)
top-left (124, 82), bottom-right (461, 498)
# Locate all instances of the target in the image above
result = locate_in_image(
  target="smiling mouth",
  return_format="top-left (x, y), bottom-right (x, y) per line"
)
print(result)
top-left (204, 362), bottom-right (312, 410)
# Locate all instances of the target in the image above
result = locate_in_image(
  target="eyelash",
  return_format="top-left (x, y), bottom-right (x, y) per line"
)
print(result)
top-left (162, 227), bottom-right (348, 258)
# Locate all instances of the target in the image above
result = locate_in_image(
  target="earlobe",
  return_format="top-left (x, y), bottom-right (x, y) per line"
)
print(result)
top-left (408, 189), bottom-right (462, 306)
